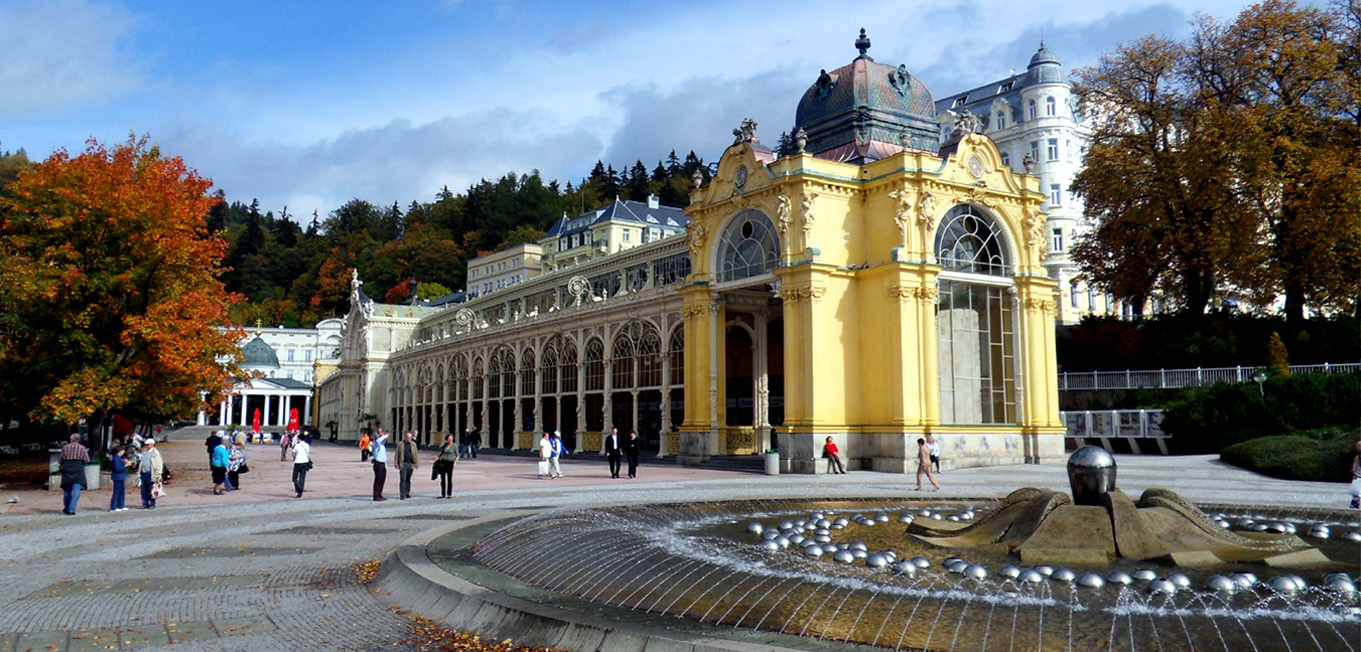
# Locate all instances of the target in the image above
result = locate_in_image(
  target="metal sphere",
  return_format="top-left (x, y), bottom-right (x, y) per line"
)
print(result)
top-left (817, 519), bottom-right (833, 529)
top-left (746, 522), bottom-right (764, 535)
top-left (822, 543), bottom-right (839, 554)
top-left (947, 515), bottom-right (961, 522)
top-left (1033, 565), bottom-right (1055, 577)
top-left (1206, 575), bottom-right (1237, 594)
top-left (891, 560), bottom-right (917, 576)
top-left (1215, 519), bottom-right (1232, 529)
top-left (1269, 575), bottom-right (1300, 595)
top-left (1344, 531), bottom-right (1361, 542)
top-left (851, 549), bottom-right (868, 559)
top-left (898, 512), bottom-right (915, 523)
top-left (1149, 579), bottom-right (1177, 595)
top-left (1019, 569), bottom-right (1045, 584)
top-left (850, 541), bottom-right (868, 552)
top-left (1076, 572), bottom-right (1105, 589)
top-left (1231, 573), bottom-right (1257, 589)
top-left (999, 565), bottom-right (1022, 579)
top-left (1237, 518), bottom-right (1256, 528)
top-left (866, 553), bottom-right (888, 568)
top-left (1265, 522), bottom-right (1287, 534)
top-left (775, 536), bottom-right (791, 549)
top-left (917, 508), bottom-right (932, 516)
top-left (1067, 445), bottom-right (1118, 506)
top-left (1310, 525), bottom-right (1330, 539)
top-left (1167, 572), bottom-right (1192, 589)
top-left (875, 511), bottom-right (890, 522)
top-left (759, 540), bottom-right (780, 552)
top-left (762, 529), bottom-right (780, 540)
top-left (963, 564), bottom-right (988, 580)
top-left (779, 520), bottom-right (794, 530)
top-left (815, 528), bottom-right (830, 537)
top-left (883, 550), bottom-right (898, 561)
top-left (1107, 571), bottom-right (1133, 585)
top-left (834, 550), bottom-right (856, 564)
top-left (911, 556), bottom-right (931, 569)
top-left (804, 545), bottom-right (823, 558)
top-left (1051, 568), bottom-right (1076, 583)
top-left (1325, 576), bottom-right (1356, 598)
top-left (943, 556), bottom-right (964, 567)
top-left (948, 560), bottom-right (969, 574)
top-left (1131, 569), bottom-right (1158, 582)
top-left (788, 534), bottom-right (805, 546)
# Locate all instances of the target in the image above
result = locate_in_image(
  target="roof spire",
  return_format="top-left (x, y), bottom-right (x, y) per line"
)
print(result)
top-left (855, 28), bottom-right (872, 60)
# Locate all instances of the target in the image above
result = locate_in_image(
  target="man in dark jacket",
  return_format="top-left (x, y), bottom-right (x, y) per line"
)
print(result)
top-left (604, 427), bottom-right (623, 479)
top-left (59, 434), bottom-right (90, 515)
top-left (204, 430), bottom-right (222, 465)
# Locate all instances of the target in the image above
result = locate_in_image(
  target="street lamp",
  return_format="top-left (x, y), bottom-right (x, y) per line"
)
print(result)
top-left (1252, 371), bottom-right (1268, 398)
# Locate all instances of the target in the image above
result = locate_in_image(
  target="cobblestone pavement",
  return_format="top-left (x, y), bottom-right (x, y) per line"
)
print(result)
top-left (0, 440), bottom-right (1352, 651)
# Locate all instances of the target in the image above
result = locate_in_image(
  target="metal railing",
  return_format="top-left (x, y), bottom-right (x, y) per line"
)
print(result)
top-left (1057, 362), bottom-right (1359, 391)
top-left (1062, 409), bottom-right (1168, 455)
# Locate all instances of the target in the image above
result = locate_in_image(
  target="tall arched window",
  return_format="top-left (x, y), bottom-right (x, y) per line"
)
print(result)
top-left (519, 347), bottom-right (535, 395)
top-left (540, 338), bottom-right (561, 394)
top-left (558, 337), bottom-right (578, 393)
top-left (669, 327), bottom-right (685, 386)
top-left (1027, 99), bottom-right (1037, 120)
top-left (716, 210), bottom-right (780, 283)
top-left (935, 205), bottom-right (1018, 426)
top-left (1045, 96), bottom-right (1057, 116)
top-left (584, 338), bottom-right (605, 391)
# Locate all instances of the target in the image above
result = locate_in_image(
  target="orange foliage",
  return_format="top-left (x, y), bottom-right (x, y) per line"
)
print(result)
top-left (0, 136), bottom-right (243, 423)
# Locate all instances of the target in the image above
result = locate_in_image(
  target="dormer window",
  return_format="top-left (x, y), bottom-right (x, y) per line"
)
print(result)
top-left (998, 80), bottom-right (1014, 93)
top-left (953, 95), bottom-right (969, 107)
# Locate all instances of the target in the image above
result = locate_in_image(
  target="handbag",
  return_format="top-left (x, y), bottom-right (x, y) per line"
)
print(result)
top-left (306, 461), bottom-right (314, 471)
top-left (538, 460), bottom-right (550, 476)
top-left (1350, 478), bottom-right (1361, 496)
top-left (238, 463), bottom-right (250, 474)
top-left (151, 482), bottom-right (167, 499)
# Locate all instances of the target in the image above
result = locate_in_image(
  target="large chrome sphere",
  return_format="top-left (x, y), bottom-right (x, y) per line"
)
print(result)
top-left (1067, 445), bottom-right (1117, 506)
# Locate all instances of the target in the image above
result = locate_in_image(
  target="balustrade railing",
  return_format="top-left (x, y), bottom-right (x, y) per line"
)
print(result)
top-left (1062, 409), bottom-right (1168, 455)
top-left (1057, 362), bottom-right (1358, 391)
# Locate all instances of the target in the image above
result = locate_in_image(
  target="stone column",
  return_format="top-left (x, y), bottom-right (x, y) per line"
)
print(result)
top-left (659, 341), bottom-right (671, 458)
top-left (575, 338), bottom-right (586, 453)
top-left (512, 373), bottom-right (522, 450)
top-left (239, 394), bottom-right (247, 427)
top-left (532, 350), bottom-right (543, 437)
top-left (630, 388), bottom-right (640, 441)
top-left (754, 308), bottom-right (770, 452)
top-left (602, 355), bottom-right (614, 437)
top-left (481, 373), bottom-right (490, 439)
top-left (303, 395), bottom-right (311, 426)
top-left (708, 291), bottom-right (723, 456)
top-left (264, 393), bottom-right (272, 429)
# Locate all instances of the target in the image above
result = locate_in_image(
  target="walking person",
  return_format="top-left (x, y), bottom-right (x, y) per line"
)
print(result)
top-left (625, 430), bottom-right (641, 479)
top-left (371, 428), bottom-right (389, 501)
top-left (59, 434), bottom-right (89, 515)
top-left (1349, 439), bottom-right (1360, 509)
top-left (204, 430), bottom-right (222, 466)
top-left (460, 429), bottom-right (471, 459)
top-left (359, 431), bottom-right (371, 463)
top-left (926, 433), bottom-right (942, 474)
top-left (538, 432), bottom-right (552, 479)
top-left (604, 427), bottom-right (623, 478)
top-left (227, 442), bottom-right (246, 490)
top-left (108, 445), bottom-right (128, 511)
top-left (434, 433), bottom-right (459, 498)
top-left (823, 436), bottom-right (846, 474)
top-left (916, 438), bottom-right (940, 491)
top-left (210, 436), bottom-right (231, 495)
top-left (279, 431), bottom-right (292, 461)
top-left (395, 431), bottom-right (419, 499)
top-left (138, 438), bottom-right (164, 509)
top-left (291, 433), bottom-right (311, 498)
top-left (548, 430), bottom-right (564, 479)
top-left (469, 428), bottom-right (481, 458)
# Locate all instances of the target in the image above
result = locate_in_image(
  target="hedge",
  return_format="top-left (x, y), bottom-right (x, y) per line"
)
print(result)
top-left (1161, 371), bottom-right (1360, 454)
top-left (1219, 429), bottom-right (1359, 483)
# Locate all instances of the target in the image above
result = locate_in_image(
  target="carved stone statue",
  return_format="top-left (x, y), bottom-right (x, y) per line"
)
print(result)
top-left (690, 168), bottom-right (703, 189)
top-left (732, 118), bottom-right (759, 145)
top-left (955, 107), bottom-right (982, 134)
top-left (775, 194), bottom-right (792, 240)
top-left (1022, 153), bottom-right (1036, 174)
top-left (917, 191), bottom-right (937, 230)
top-left (794, 128), bottom-right (807, 153)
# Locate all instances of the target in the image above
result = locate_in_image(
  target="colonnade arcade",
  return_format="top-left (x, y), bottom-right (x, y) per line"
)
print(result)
top-left (387, 317), bottom-right (687, 452)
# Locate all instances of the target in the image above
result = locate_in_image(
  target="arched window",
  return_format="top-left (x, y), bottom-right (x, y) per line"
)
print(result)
top-left (994, 111), bottom-right (1006, 130)
top-left (454, 355), bottom-right (469, 401)
top-left (935, 205), bottom-right (1011, 276)
top-left (716, 209), bottom-right (780, 283)
top-left (1027, 99), bottom-right (1037, 120)
top-left (540, 338), bottom-right (561, 394)
top-left (935, 205), bottom-right (1018, 426)
top-left (519, 347), bottom-right (535, 395)
top-left (472, 357), bottom-right (485, 400)
top-left (585, 338), bottom-right (605, 391)
top-left (1045, 96), bottom-right (1057, 116)
top-left (559, 337), bottom-right (578, 393)
top-left (487, 353), bottom-right (502, 399)
top-left (669, 327), bottom-right (685, 386)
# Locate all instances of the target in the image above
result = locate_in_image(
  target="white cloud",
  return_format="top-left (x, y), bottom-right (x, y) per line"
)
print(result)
top-left (0, 0), bottom-right (145, 119)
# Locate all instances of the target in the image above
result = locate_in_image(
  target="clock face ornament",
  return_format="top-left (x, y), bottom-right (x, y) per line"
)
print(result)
top-left (967, 155), bottom-right (985, 179)
top-left (735, 165), bottom-right (749, 188)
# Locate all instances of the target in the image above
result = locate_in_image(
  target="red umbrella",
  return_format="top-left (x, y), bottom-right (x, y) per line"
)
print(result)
top-left (287, 408), bottom-right (299, 434)
top-left (252, 408), bottom-right (261, 434)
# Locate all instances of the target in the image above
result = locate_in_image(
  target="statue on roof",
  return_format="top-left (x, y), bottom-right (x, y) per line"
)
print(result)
top-left (732, 118), bottom-right (759, 145)
top-left (955, 107), bottom-right (982, 134)
top-left (855, 28), bottom-right (872, 60)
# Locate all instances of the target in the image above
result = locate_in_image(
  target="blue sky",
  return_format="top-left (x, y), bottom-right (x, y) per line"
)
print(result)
top-left (1, 0), bottom-right (1287, 218)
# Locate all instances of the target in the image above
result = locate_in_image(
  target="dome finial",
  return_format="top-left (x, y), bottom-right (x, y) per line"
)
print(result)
top-left (855, 28), bottom-right (871, 59)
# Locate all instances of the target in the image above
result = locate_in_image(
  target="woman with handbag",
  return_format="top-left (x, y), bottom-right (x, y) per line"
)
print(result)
top-left (433, 433), bottom-right (459, 499)
top-left (228, 442), bottom-right (247, 490)
top-left (139, 439), bottom-right (164, 509)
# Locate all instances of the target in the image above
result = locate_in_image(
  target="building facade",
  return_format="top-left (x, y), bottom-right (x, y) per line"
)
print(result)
top-left (466, 243), bottom-right (543, 299)
top-left (540, 195), bottom-right (688, 272)
top-left (199, 321), bottom-right (343, 430)
top-left (317, 33), bottom-right (1065, 471)
top-left (934, 43), bottom-right (1116, 325)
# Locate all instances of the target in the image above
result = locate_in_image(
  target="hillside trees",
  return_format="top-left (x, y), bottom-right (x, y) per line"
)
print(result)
top-left (1072, 0), bottom-right (1360, 320)
top-left (0, 136), bottom-right (243, 428)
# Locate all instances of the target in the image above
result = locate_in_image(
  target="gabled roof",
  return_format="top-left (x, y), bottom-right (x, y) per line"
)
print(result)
top-left (543, 198), bottom-right (688, 238)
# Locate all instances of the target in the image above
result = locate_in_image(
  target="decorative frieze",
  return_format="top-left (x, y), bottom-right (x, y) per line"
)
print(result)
top-left (779, 286), bottom-right (826, 303)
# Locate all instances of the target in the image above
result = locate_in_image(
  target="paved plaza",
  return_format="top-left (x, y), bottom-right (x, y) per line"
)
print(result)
top-left (0, 439), bottom-right (1353, 651)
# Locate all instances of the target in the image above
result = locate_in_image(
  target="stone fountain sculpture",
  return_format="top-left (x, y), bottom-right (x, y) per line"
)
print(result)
top-left (907, 446), bottom-right (1327, 567)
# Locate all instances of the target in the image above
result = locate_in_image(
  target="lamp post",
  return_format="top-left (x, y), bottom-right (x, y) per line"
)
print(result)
top-left (1252, 371), bottom-right (1268, 398)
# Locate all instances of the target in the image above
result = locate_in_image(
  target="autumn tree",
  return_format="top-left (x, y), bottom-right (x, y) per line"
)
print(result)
top-left (0, 136), bottom-right (243, 434)
top-left (1072, 1), bottom-right (1360, 319)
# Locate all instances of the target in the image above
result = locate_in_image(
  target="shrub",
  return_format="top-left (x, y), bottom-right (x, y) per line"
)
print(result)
top-left (1219, 429), bottom-right (1359, 483)
top-left (1162, 371), bottom-right (1360, 454)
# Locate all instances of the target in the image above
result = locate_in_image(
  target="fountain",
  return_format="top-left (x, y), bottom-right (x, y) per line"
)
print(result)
top-left (435, 448), bottom-right (1359, 650)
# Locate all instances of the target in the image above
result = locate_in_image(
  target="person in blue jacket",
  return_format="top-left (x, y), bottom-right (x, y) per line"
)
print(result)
top-left (108, 445), bottom-right (128, 511)
top-left (211, 439), bottom-right (231, 495)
